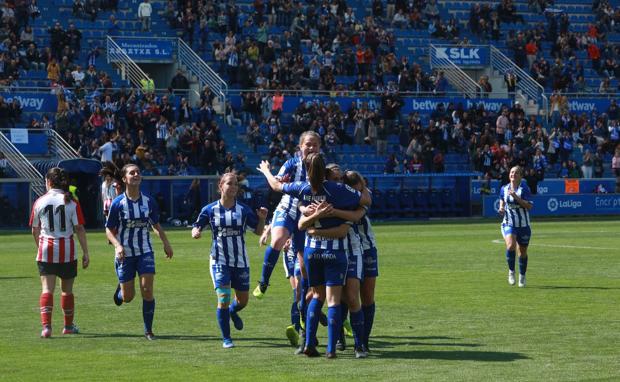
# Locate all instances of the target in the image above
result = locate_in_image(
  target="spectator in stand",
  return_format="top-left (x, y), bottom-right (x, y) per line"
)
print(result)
top-left (613, 146), bottom-right (620, 177)
top-left (170, 69), bottom-right (190, 93)
top-left (47, 58), bottom-right (61, 83)
top-left (138, 0), bottom-right (153, 32)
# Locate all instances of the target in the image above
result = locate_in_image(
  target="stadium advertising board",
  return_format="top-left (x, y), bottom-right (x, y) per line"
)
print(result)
top-left (108, 38), bottom-right (175, 62)
top-left (568, 99), bottom-right (614, 113)
top-left (0, 92), bottom-right (57, 112)
top-left (472, 179), bottom-right (617, 203)
top-left (431, 46), bottom-right (490, 67)
top-left (229, 95), bottom-right (512, 115)
top-left (482, 194), bottom-right (620, 216)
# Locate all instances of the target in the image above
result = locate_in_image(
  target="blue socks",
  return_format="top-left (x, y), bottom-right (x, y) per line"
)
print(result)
top-left (506, 250), bottom-right (516, 272)
top-left (519, 256), bottom-right (528, 275)
top-left (339, 303), bottom-right (349, 342)
top-left (259, 246), bottom-right (280, 285)
top-left (142, 299), bottom-right (155, 333)
top-left (305, 298), bottom-right (323, 348)
top-left (362, 303), bottom-right (375, 348)
top-left (217, 307), bottom-right (231, 341)
top-left (229, 299), bottom-right (243, 314)
top-left (327, 305), bottom-right (342, 354)
top-left (350, 309), bottom-right (365, 349)
top-left (299, 277), bottom-right (309, 324)
top-left (291, 289), bottom-right (300, 331)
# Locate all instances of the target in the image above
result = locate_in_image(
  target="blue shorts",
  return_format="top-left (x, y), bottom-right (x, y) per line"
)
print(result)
top-left (272, 210), bottom-right (297, 234)
top-left (283, 248), bottom-right (301, 279)
top-left (115, 252), bottom-right (155, 283)
top-left (362, 247), bottom-right (379, 279)
top-left (303, 247), bottom-right (348, 287)
top-left (291, 228), bottom-right (306, 254)
top-left (501, 224), bottom-right (532, 246)
top-left (210, 259), bottom-right (250, 291)
top-left (346, 250), bottom-right (363, 280)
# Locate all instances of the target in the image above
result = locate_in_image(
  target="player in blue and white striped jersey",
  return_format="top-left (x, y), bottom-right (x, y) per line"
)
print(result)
top-left (254, 131), bottom-right (321, 299)
top-left (192, 173), bottom-right (267, 349)
top-left (498, 166), bottom-right (533, 288)
top-left (357, 205), bottom-right (378, 352)
top-left (257, 153), bottom-right (371, 358)
top-left (105, 164), bottom-right (173, 340)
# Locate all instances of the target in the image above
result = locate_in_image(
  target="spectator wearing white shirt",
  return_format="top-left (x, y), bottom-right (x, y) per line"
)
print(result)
top-left (138, 0), bottom-right (152, 32)
top-left (71, 65), bottom-right (85, 87)
top-left (98, 136), bottom-right (117, 163)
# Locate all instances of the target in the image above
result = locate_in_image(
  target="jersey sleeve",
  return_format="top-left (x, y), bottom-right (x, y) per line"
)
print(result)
top-left (193, 205), bottom-right (211, 230)
top-left (105, 198), bottom-right (121, 230)
top-left (275, 159), bottom-right (294, 180)
top-left (29, 198), bottom-right (41, 227)
top-left (282, 181), bottom-right (306, 198)
top-left (244, 205), bottom-right (259, 231)
top-left (73, 201), bottom-right (85, 225)
top-left (149, 198), bottom-right (160, 225)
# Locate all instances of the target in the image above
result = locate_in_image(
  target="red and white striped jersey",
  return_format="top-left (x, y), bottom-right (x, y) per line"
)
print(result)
top-left (30, 189), bottom-right (85, 263)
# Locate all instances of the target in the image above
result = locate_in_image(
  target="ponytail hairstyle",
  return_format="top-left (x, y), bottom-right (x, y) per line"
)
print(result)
top-left (100, 161), bottom-right (124, 187)
top-left (343, 170), bottom-right (364, 191)
top-left (304, 152), bottom-right (326, 192)
top-left (46, 167), bottom-right (71, 203)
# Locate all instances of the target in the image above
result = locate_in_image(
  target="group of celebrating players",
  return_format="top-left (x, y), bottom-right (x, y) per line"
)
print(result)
top-left (30, 130), bottom-right (533, 360)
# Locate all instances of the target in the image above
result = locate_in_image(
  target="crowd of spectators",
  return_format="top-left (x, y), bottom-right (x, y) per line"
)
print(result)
top-left (1, 0), bottom-right (619, 185)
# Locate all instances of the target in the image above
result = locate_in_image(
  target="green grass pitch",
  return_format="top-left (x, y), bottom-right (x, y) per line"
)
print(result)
top-left (1, 220), bottom-right (619, 381)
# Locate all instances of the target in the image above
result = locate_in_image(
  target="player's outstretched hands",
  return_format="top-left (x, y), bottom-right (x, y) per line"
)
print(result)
top-left (192, 227), bottom-right (202, 239)
top-left (257, 160), bottom-right (271, 176)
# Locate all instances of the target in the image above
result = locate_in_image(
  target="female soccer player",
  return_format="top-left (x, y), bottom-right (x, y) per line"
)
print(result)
top-left (192, 173), bottom-right (267, 348)
top-left (253, 131), bottom-right (321, 299)
top-left (105, 164), bottom-right (173, 340)
top-left (30, 167), bottom-right (90, 338)
top-left (321, 166), bottom-right (369, 359)
top-left (498, 165), bottom-right (533, 288)
top-left (100, 161), bottom-right (121, 218)
top-left (257, 153), bottom-right (371, 358)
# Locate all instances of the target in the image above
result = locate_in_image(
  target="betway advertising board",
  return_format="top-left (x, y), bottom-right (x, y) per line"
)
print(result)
top-left (0, 92), bottom-right (57, 112)
top-left (482, 194), bottom-right (620, 217)
top-left (230, 95), bottom-right (512, 115)
top-left (431, 46), bottom-right (490, 67)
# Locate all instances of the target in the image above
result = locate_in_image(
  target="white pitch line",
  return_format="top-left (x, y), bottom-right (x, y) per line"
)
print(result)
top-left (491, 239), bottom-right (616, 250)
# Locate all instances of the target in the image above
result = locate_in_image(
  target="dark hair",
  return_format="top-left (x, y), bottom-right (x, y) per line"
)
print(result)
top-left (304, 153), bottom-right (326, 191)
top-left (325, 163), bottom-right (341, 181)
top-left (100, 161), bottom-right (124, 185)
top-left (120, 163), bottom-right (140, 184)
top-left (46, 167), bottom-right (71, 203)
top-left (343, 170), bottom-right (364, 189)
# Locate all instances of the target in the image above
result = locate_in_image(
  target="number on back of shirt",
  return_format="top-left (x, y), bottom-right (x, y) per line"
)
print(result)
top-left (43, 204), bottom-right (67, 232)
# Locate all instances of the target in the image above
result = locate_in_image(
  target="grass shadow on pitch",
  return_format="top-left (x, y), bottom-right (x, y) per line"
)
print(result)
top-left (368, 335), bottom-right (482, 350)
top-left (0, 276), bottom-right (34, 281)
top-left (233, 337), bottom-right (296, 349)
top-left (80, 333), bottom-right (217, 341)
top-left (373, 349), bottom-right (530, 361)
top-left (530, 285), bottom-right (620, 290)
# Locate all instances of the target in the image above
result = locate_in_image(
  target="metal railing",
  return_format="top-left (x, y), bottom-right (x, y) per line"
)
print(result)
top-left (45, 129), bottom-right (80, 160)
top-left (106, 36), bottom-right (150, 90)
top-left (490, 45), bottom-right (548, 117)
top-left (429, 44), bottom-right (482, 98)
top-left (177, 38), bottom-right (228, 103)
top-left (0, 131), bottom-right (45, 196)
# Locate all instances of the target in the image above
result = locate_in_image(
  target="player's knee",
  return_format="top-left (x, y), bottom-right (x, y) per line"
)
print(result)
top-left (140, 286), bottom-right (153, 299)
top-left (271, 235), bottom-right (288, 250)
top-left (216, 287), bottom-right (232, 307)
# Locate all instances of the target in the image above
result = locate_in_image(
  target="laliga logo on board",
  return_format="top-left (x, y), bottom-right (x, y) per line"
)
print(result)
top-left (547, 198), bottom-right (559, 212)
